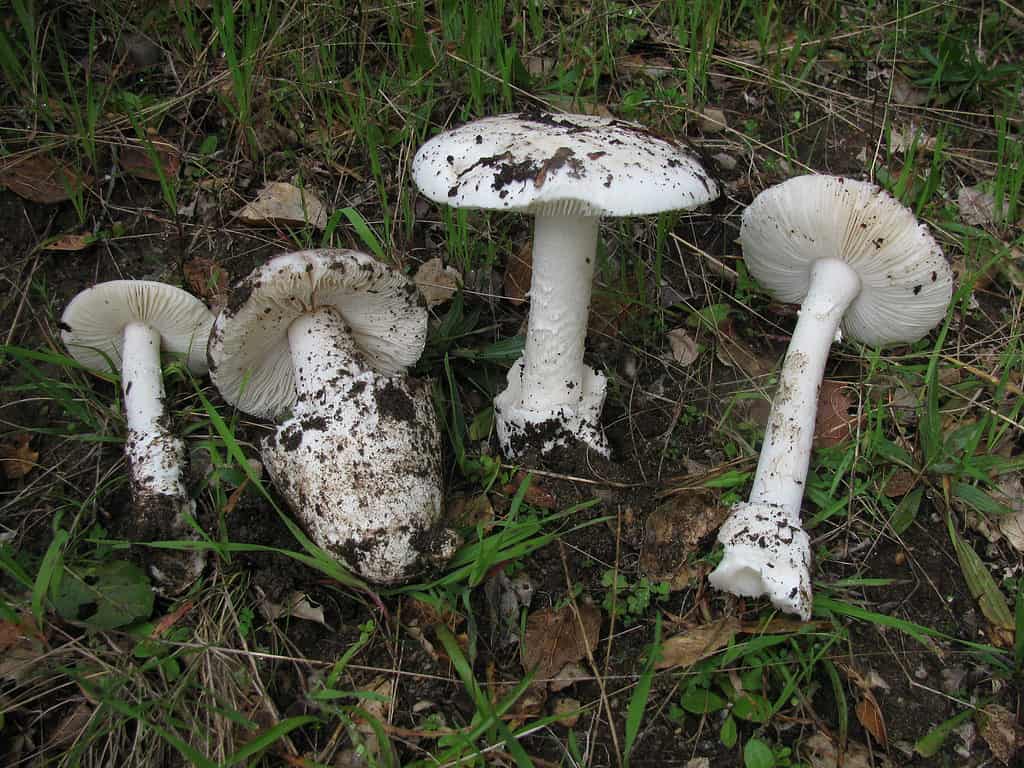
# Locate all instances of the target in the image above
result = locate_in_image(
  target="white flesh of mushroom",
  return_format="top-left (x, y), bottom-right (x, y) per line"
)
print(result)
top-left (709, 176), bottom-right (953, 620)
top-left (120, 321), bottom-right (204, 592)
top-left (709, 258), bottom-right (861, 619)
top-left (260, 307), bottom-right (455, 584)
top-left (494, 213), bottom-right (608, 455)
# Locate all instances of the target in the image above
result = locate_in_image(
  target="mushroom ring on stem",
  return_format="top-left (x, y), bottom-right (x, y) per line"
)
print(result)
top-left (207, 249), bottom-right (455, 584)
top-left (61, 280), bottom-right (215, 595)
top-left (412, 110), bottom-right (718, 457)
top-left (708, 175), bottom-right (953, 619)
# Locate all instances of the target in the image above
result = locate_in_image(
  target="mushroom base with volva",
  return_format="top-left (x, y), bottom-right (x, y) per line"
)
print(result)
top-left (261, 363), bottom-right (456, 584)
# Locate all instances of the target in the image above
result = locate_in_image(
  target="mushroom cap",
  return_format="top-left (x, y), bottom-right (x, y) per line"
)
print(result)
top-left (413, 110), bottom-right (718, 217)
top-left (739, 175), bottom-right (954, 347)
top-left (61, 280), bottom-right (214, 375)
top-left (208, 249), bottom-right (427, 419)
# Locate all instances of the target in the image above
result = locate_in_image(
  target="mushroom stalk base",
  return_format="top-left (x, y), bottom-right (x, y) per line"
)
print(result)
top-left (121, 322), bottom-right (204, 595)
top-left (710, 258), bottom-right (862, 619)
top-left (268, 308), bottom-right (455, 583)
top-left (495, 214), bottom-right (609, 457)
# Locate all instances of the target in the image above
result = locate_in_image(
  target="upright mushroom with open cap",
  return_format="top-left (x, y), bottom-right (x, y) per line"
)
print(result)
top-left (207, 249), bottom-right (455, 584)
top-left (61, 281), bottom-right (215, 594)
top-left (413, 110), bottom-right (718, 456)
top-left (708, 175), bottom-right (953, 619)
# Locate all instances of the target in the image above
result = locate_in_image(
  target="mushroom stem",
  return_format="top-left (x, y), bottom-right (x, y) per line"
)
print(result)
top-left (122, 321), bottom-right (188, 504)
top-left (122, 321), bottom-right (202, 594)
top-left (748, 257), bottom-right (861, 514)
top-left (518, 213), bottom-right (600, 412)
top-left (287, 308), bottom-right (362, 401)
top-left (709, 257), bottom-right (861, 620)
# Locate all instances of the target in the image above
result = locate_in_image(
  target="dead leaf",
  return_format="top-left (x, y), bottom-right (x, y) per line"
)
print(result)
top-left (0, 154), bottom-right (92, 204)
top-left (698, 107), bottom-right (728, 134)
top-left (401, 595), bottom-right (463, 631)
top-left (504, 240), bottom-right (533, 304)
top-left (414, 258), bottom-right (461, 307)
top-left (521, 603), bottom-right (601, 680)
top-left (640, 491), bottom-right (727, 584)
top-left (716, 324), bottom-right (776, 379)
top-left (801, 732), bottom-right (873, 768)
top-left (447, 494), bottom-right (494, 528)
top-left (0, 621), bottom-right (22, 652)
top-left (485, 568), bottom-right (534, 647)
top-left (43, 233), bottom-right (94, 251)
top-left (50, 701), bottom-right (94, 750)
top-left (119, 140), bottom-right (182, 181)
top-left (552, 696), bottom-right (581, 728)
top-left (183, 257), bottom-right (229, 304)
top-left (549, 661), bottom-right (588, 692)
top-left (256, 590), bottom-right (327, 625)
top-left (234, 181), bottom-right (328, 229)
top-left (881, 469), bottom-right (917, 498)
top-left (656, 617), bottom-right (740, 670)
top-left (979, 704), bottom-right (1023, 765)
top-left (1, 434), bottom-right (39, 479)
top-left (891, 70), bottom-right (930, 106)
top-left (501, 471), bottom-right (557, 510)
top-left (666, 328), bottom-right (700, 366)
top-left (813, 380), bottom-right (862, 448)
top-left (855, 695), bottom-right (888, 747)
top-left (958, 185), bottom-right (997, 228)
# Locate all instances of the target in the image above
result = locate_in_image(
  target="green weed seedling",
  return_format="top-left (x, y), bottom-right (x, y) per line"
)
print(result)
top-left (601, 570), bottom-right (669, 627)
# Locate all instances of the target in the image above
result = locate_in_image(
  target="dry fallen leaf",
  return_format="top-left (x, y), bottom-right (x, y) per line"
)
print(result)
top-left (119, 140), bottom-right (182, 181)
top-left (958, 185), bottom-right (997, 228)
top-left (521, 603), bottom-right (601, 680)
top-left (698, 107), bottom-right (728, 134)
top-left (801, 732), bottom-right (873, 768)
top-left (640, 490), bottom-right (727, 584)
top-left (49, 701), bottom-right (94, 750)
top-left (813, 380), bottom-right (862, 448)
top-left (43, 233), bottom-right (94, 252)
top-left (716, 321), bottom-right (777, 379)
top-left (502, 471), bottom-right (557, 510)
top-left (656, 617), bottom-right (740, 670)
top-left (666, 328), bottom-right (700, 366)
top-left (1, 434), bottom-right (39, 480)
top-left (549, 661), bottom-right (588, 692)
top-left (881, 469), bottom-right (917, 498)
top-left (504, 240), bottom-right (533, 304)
top-left (855, 695), bottom-right (888, 748)
top-left (414, 257), bottom-right (461, 307)
top-left (0, 154), bottom-right (92, 204)
top-left (256, 590), bottom-right (327, 626)
top-left (234, 181), bottom-right (328, 229)
top-left (552, 696), bottom-right (581, 728)
top-left (183, 257), bottom-right (229, 304)
top-left (979, 704), bottom-right (1023, 765)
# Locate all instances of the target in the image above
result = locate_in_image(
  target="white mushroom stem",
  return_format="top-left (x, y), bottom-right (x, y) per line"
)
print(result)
top-left (122, 321), bottom-right (189, 504)
top-left (287, 308), bottom-right (361, 399)
top-left (518, 213), bottom-right (600, 411)
top-left (122, 321), bottom-right (203, 595)
top-left (495, 213), bottom-right (610, 456)
top-left (749, 257), bottom-right (861, 515)
top-left (710, 257), bottom-right (861, 620)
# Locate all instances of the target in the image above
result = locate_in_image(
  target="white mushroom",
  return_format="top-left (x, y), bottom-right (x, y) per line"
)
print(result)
top-left (413, 110), bottom-right (718, 457)
top-left (709, 176), bottom-right (954, 619)
top-left (60, 280), bottom-right (215, 594)
top-left (207, 249), bottom-right (455, 584)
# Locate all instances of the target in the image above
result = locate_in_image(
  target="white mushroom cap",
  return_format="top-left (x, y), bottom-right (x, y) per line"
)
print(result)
top-left (60, 280), bottom-right (214, 375)
top-left (739, 175), bottom-right (953, 347)
top-left (413, 110), bottom-right (718, 217)
top-left (208, 249), bottom-right (427, 419)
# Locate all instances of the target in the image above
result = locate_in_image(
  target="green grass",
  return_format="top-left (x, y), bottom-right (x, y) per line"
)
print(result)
top-left (0, 0), bottom-right (1022, 765)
